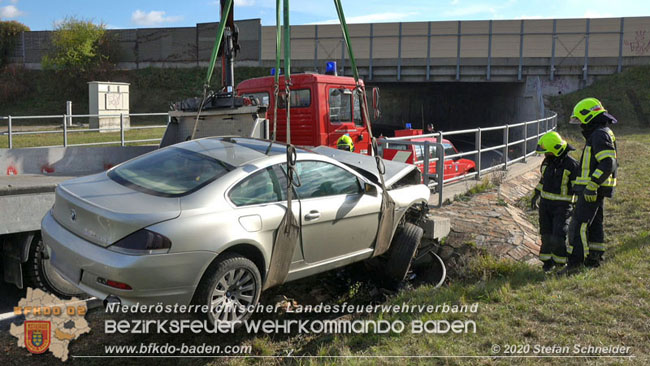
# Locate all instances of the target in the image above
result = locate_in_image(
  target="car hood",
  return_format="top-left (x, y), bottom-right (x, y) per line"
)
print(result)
top-left (52, 173), bottom-right (180, 247)
top-left (312, 146), bottom-right (420, 189)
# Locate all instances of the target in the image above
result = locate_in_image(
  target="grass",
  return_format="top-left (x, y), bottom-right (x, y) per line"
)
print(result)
top-left (0, 125), bottom-right (166, 148)
top-left (548, 65), bottom-right (650, 129)
top-left (453, 177), bottom-right (494, 202)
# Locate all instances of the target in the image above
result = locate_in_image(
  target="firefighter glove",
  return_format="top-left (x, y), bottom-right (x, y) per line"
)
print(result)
top-left (530, 190), bottom-right (540, 210)
top-left (584, 181), bottom-right (599, 203)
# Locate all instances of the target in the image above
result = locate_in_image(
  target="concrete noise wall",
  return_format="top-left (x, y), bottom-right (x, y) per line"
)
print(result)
top-left (11, 19), bottom-right (262, 69)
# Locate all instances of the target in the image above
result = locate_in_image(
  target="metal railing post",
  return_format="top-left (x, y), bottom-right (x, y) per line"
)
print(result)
top-left (437, 131), bottom-right (443, 144)
top-left (8, 116), bottom-right (13, 149)
top-left (503, 125), bottom-right (509, 170)
top-left (436, 143), bottom-right (444, 207)
top-left (167, 114), bottom-right (172, 125)
top-left (120, 113), bottom-right (125, 147)
top-left (66, 101), bottom-right (72, 127)
top-left (423, 141), bottom-right (430, 186)
top-left (62, 114), bottom-right (68, 147)
top-left (523, 122), bottom-right (528, 162)
top-left (537, 118), bottom-right (541, 138)
top-left (475, 127), bottom-right (482, 179)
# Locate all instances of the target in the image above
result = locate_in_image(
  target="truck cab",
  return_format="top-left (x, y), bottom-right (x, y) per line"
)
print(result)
top-left (382, 129), bottom-right (476, 182)
top-left (237, 73), bottom-right (371, 154)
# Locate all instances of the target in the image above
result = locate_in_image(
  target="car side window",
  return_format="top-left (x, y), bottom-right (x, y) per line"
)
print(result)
top-left (229, 168), bottom-right (284, 206)
top-left (293, 161), bottom-right (361, 199)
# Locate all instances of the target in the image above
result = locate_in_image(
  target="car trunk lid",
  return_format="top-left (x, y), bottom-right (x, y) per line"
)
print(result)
top-left (52, 173), bottom-right (180, 247)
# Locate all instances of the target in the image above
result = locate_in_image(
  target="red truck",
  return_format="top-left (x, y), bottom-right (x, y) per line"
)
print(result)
top-left (382, 129), bottom-right (476, 181)
top-left (237, 73), bottom-right (372, 154)
top-left (237, 72), bottom-right (475, 181)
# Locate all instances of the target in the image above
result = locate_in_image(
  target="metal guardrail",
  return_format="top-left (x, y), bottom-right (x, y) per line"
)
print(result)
top-left (0, 112), bottom-right (170, 149)
top-left (379, 112), bottom-right (558, 207)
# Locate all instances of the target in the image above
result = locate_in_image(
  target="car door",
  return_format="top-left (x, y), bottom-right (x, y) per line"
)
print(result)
top-left (293, 160), bottom-right (381, 264)
top-left (228, 166), bottom-right (303, 263)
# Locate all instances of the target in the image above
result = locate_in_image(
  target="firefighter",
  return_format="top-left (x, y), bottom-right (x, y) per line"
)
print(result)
top-left (531, 131), bottom-right (579, 271)
top-left (565, 97), bottom-right (618, 272)
top-left (336, 134), bottom-right (355, 152)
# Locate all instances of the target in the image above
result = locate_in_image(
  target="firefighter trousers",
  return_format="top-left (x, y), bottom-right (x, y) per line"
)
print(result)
top-left (538, 200), bottom-right (571, 265)
top-left (568, 194), bottom-right (605, 265)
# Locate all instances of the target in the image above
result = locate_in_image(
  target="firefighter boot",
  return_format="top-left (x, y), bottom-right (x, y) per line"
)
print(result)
top-left (539, 234), bottom-right (554, 272)
top-left (585, 250), bottom-right (604, 268)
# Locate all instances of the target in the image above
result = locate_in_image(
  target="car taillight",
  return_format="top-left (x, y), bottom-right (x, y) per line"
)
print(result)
top-left (109, 229), bottom-right (172, 255)
top-left (97, 277), bottom-right (132, 290)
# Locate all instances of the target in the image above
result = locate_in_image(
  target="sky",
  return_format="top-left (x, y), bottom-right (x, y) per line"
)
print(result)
top-left (1, 0), bottom-right (649, 31)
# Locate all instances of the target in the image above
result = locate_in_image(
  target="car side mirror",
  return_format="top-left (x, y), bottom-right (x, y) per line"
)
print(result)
top-left (364, 183), bottom-right (378, 196)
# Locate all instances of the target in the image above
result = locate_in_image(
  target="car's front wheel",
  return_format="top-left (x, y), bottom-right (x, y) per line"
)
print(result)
top-left (385, 223), bottom-right (423, 288)
top-left (193, 253), bottom-right (262, 325)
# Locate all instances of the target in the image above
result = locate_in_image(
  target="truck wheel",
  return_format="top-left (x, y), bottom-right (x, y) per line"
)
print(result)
top-left (385, 223), bottom-right (423, 289)
top-left (193, 253), bottom-right (261, 326)
top-left (23, 233), bottom-right (85, 298)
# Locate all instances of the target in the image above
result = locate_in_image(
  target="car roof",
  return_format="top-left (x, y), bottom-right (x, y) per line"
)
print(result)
top-left (174, 137), bottom-right (312, 167)
top-left (411, 137), bottom-right (452, 144)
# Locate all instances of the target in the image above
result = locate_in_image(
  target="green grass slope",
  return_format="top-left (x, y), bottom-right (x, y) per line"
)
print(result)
top-left (550, 65), bottom-right (650, 129)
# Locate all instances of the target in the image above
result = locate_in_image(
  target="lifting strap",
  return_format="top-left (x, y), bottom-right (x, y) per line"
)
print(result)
top-left (333, 0), bottom-right (396, 256)
top-left (263, 0), bottom-right (300, 290)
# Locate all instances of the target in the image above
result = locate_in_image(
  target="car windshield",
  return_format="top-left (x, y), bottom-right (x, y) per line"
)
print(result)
top-left (108, 147), bottom-right (232, 197)
top-left (443, 143), bottom-right (457, 158)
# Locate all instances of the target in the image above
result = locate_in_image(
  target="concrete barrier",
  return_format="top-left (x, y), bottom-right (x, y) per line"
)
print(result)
top-left (0, 146), bottom-right (156, 176)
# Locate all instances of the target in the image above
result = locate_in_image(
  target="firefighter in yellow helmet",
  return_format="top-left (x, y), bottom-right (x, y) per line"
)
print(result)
top-left (336, 134), bottom-right (355, 152)
top-left (531, 131), bottom-right (579, 271)
top-left (563, 97), bottom-right (618, 273)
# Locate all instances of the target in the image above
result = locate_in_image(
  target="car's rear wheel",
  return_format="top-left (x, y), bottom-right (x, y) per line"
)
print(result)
top-left (23, 232), bottom-right (85, 298)
top-left (193, 253), bottom-right (261, 325)
top-left (385, 223), bottom-right (423, 288)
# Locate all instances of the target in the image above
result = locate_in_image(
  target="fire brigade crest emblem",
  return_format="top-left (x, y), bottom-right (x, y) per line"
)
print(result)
top-left (25, 321), bottom-right (51, 354)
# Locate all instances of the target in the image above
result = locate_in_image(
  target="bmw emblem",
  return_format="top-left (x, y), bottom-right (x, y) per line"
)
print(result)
top-left (70, 209), bottom-right (77, 222)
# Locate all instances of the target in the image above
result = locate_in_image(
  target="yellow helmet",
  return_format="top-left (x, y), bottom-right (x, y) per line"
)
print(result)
top-left (536, 131), bottom-right (567, 157)
top-left (336, 134), bottom-right (355, 152)
top-left (571, 97), bottom-right (606, 124)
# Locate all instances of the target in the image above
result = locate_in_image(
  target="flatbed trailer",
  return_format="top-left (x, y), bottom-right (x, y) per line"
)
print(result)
top-left (0, 146), bottom-right (157, 296)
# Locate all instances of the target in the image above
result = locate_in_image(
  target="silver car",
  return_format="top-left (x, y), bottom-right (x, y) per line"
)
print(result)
top-left (42, 137), bottom-right (430, 322)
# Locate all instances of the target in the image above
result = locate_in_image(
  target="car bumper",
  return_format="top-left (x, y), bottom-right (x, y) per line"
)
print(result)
top-left (41, 211), bottom-right (216, 306)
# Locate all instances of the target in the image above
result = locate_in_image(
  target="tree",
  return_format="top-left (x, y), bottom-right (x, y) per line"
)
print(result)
top-left (42, 17), bottom-right (115, 73)
top-left (0, 20), bottom-right (29, 67)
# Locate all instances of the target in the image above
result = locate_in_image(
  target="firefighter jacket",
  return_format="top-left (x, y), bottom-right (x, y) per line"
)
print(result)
top-left (574, 124), bottom-right (618, 197)
top-left (535, 149), bottom-right (580, 204)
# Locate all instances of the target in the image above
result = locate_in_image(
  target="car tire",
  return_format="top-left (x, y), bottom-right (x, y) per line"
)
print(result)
top-left (385, 223), bottom-right (423, 289)
top-left (23, 232), bottom-right (85, 298)
top-left (193, 253), bottom-right (262, 326)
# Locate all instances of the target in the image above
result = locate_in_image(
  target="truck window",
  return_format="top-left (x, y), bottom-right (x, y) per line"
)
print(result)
top-left (278, 89), bottom-right (311, 108)
top-left (353, 90), bottom-right (363, 126)
top-left (329, 88), bottom-right (352, 124)
top-left (242, 92), bottom-right (269, 106)
top-left (415, 145), bottom-right (437, 162)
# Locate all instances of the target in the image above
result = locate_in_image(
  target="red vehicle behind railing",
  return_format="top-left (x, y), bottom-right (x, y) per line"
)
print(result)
top-left (237, 73), bottom-right (372, 154)
top-left (382, 129), bottom-right (476, 181)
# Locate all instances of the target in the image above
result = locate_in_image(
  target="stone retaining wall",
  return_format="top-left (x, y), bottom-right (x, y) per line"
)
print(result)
top-left (434, 169), bottom-right (542, 267)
